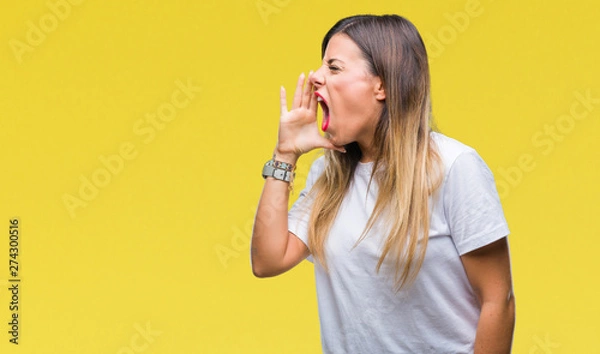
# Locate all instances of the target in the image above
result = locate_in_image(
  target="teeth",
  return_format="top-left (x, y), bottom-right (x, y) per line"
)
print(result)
top-left (316, 96), bottom-right (323, 102)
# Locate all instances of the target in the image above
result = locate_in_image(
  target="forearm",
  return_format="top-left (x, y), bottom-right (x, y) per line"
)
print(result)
top-left (251, 71), bottom-right (336, 276)
top-left (473, 296), bottom-right (516, 354)
top-left (250, 152), bottom-right (298, 275)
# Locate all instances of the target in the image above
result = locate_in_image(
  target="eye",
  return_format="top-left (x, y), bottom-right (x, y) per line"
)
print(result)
top-left (328, 65), bottom-right (340, 72)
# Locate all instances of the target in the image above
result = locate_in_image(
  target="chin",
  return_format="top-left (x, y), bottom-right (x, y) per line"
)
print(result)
top-left (326, 134), bottom-right (341, 146)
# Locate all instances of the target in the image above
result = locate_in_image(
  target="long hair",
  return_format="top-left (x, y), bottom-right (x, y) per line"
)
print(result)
top-left (307, 14), bottom-right (444, 291)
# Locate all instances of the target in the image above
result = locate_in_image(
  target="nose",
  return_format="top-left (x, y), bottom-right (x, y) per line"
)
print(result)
top-left (310, 67), bottom-right (325, 88)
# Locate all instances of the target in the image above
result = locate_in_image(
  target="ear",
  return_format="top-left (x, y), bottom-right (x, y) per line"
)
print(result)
top-left (374, 77), bottom-right (386, 101)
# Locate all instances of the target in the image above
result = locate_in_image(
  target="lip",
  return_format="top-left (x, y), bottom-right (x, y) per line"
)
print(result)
top-left (314, 92), bottom-right (330, 131)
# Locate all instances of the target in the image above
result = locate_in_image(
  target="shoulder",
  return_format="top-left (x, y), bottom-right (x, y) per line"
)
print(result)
top-left (432, 132), bottom-right (499, 204)
top-left (431, 131), bottom-right (484, 176)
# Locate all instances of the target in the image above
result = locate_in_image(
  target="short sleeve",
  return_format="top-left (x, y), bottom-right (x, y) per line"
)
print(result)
top-left (443, 150), bottom-right (510, 255)
top-left (288, 157), bottom-right (325, 258)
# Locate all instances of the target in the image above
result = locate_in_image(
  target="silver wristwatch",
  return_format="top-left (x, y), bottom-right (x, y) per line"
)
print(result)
top-left (262, 160), bottom-right (294, 183)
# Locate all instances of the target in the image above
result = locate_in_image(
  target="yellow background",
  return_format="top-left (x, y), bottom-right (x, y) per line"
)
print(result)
top-left (1, 0), bottom-right (599, 352)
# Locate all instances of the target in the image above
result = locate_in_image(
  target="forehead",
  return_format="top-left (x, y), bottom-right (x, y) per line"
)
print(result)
top-left (323, 34), bottom-right (364, 62)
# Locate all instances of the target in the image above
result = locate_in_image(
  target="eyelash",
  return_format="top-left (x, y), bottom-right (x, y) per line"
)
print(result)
top-left (328, 66), bottom-right (340, 72)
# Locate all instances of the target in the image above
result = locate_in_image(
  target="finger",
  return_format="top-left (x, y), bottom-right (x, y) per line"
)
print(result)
top-left (308, 77), bottom-right (318, 114)
top-left (292, 73), bottom-right (305, 109)
top-left (301, 71), bottom-right (314, 109)
top-left (280, 86), bottom-right (288, 116)
top-left (316, 137), bottom-right (347, 153)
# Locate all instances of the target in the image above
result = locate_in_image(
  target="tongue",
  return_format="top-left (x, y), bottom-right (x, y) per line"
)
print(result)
top-left (322, 113), bottom-right (329, 131)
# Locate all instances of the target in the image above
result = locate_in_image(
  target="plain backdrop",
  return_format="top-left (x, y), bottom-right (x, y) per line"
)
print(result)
top-left (1, 0), bottom-right (599, 352)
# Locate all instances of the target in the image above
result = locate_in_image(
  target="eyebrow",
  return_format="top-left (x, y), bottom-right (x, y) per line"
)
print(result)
top-left (326, 58), bottom-right (345, 65)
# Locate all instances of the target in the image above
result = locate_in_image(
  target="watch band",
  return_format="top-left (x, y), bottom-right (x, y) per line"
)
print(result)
top-left (262, 160), bottom-right (294, 182)
top-left (270, 158), bottom-right (294, 172)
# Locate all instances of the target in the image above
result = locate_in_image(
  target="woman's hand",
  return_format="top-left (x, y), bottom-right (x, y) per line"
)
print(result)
top-left (274, 72), bottom-right (345, 163)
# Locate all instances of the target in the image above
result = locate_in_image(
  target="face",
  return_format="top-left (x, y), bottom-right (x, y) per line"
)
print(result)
top-left (311, 33), bottom-right (386, 150)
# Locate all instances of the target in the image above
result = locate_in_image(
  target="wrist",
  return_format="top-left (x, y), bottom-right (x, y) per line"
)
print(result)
top-left (273, 147), bottom-right (299, 165)
top-left (262, 158), bottom-right (295, 187)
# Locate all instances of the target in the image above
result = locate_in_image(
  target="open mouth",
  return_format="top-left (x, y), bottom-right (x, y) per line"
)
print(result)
top-left (315, 92), bottom-right (330, 131)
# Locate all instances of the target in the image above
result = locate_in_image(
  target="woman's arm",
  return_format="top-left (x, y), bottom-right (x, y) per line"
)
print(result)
top-left (251, 72), bottom-right (343, 277)
top-left (461, 237), bottom-right (516, 354)
top-left (251, 164), bottom-right (310, 278)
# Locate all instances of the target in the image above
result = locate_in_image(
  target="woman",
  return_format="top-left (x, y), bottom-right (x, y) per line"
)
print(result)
top-left (251, 14), bottom-right (515, 353)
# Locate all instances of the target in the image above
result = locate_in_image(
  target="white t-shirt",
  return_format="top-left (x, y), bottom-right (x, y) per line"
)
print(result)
top-left (288, 132), bottom-right (510, 354)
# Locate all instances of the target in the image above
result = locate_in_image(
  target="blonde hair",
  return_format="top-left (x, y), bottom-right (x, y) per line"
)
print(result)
top-left (307, 15), bottom-right (444, 291)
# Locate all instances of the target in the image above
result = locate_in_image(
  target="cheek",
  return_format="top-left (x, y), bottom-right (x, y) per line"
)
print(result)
top-left (337, 88), bottom-right (375, 120)
top-left (331, 80), bottom-right (371, 112)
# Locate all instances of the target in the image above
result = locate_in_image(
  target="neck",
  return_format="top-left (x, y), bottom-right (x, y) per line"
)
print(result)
top-left (358, 140), bottom-right (376, 163)
top-left (357, 111), bottom-right (381, 163)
